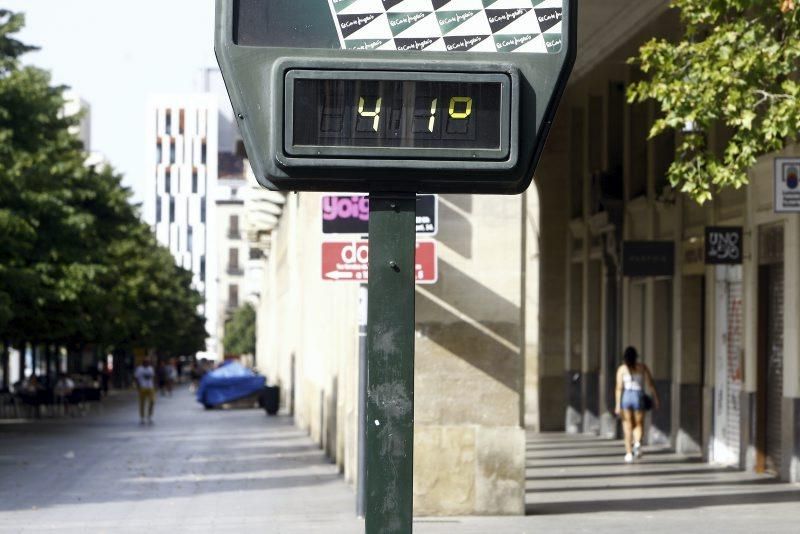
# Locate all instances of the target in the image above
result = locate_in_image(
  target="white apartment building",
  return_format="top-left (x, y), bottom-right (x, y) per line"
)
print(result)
top-left (144, 94), bottom-right (219, 360)
top-left (214, 177), bottom-right (248, 360)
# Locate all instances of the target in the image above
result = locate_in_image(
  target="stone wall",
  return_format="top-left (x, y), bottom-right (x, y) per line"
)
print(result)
top-left (257, 191), bottom-right (528, 514)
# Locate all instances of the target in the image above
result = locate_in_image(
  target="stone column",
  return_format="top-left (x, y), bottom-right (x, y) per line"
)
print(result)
top-left (414, 194), bottom-right (526, 516)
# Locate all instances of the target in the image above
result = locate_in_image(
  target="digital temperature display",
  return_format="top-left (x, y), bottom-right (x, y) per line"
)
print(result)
top-left (285, 71), bottom-right (511, 160)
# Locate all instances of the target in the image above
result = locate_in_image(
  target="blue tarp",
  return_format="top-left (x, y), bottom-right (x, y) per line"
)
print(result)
top-left (196, 361), bottom-right (265, 407)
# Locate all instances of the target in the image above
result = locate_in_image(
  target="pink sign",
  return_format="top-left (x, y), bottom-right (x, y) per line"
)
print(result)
top-left (322, 241), bottom-right (437, 283)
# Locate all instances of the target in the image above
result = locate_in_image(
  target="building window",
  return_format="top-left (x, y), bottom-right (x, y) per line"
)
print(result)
top-left (569, 107), bottom-right (585, 218)
top-left (200, 196), bottom-right (206, 223)
top-left (229, 215), bottom-right (240, 238)
top-left (169, 198), bottom-right (175, 223)
top-left (156, 197), bottom-right (162, 223)
top-left (629, 101), bottom-right (649, 199)
top-left (187, 225), bottom-right (193, 253)
top-left (178, 109), bottom-right (185, 134)
top-left (169, 139), bottom-right (176, 164)
top-left (164, 168), bottom-right (171, 193)
top-left (653, 131), bottom-right (675, 196)
top-left (228, 284), bottom-right (239, 308)
top-left (249, 248), bottom-right (264, 260)
top-left (201, 141), bottom-right (207, 164)
top-left (231, 187), bottom-right (238, 199)
top-left (200, 255), bottom-right (206, 282)
top-left (156, 141), bottom-right (163, 163)
top-left (165, 109), bottom-right (172, 135)
top-left (192, 169), bottom-right (198, 193)
top-left (228, 248), bottom-right (239, 272)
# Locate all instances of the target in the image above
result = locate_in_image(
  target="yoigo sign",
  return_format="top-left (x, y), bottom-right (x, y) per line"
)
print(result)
top-left (322, 194), bottom-right (438, 235)
top-left (215, 0), bottom-right (576, 194)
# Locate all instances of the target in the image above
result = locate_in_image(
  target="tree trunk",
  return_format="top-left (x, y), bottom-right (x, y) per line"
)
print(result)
top-left (18, 344), bottom-right (25, 383)
top-left (1, 340), bottom-right (9, 389)
top-left (31, 342), bottom-right (38, 377)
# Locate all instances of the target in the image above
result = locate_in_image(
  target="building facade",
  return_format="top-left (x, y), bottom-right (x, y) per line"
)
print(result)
top-left (248, 177), bottom-right (532, 514)
top-left (238, 0), bottom-right (800, 516)
top-left (214, 176), bottom-right (250, 361)
top-left (531, 2), bottom-right (800, 483)
top-left (144, 94), bottom-right (219, 360)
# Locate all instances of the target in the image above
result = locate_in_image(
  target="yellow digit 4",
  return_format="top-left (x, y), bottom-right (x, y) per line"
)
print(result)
top-left (358, 96), bottom-right (382, 131)
top-left (448, 96), bottom-right (473, 119)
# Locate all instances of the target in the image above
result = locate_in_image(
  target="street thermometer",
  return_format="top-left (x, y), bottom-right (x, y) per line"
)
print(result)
top-left (216, 0), bottom-right (576, 194)
top-left (216, 1), bottom-right (577, 532)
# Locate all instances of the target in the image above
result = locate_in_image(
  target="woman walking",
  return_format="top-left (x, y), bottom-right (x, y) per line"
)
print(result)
top-left (615, 346), bottom-right (660, 463)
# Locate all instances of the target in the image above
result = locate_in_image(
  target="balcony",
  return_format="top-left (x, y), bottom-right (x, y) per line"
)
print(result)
top-left (226, 265), bottom-right (244, 276)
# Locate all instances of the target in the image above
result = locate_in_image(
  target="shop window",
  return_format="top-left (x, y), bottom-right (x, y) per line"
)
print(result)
top-left (588, 95), bottom-right (604, 174)
top-left (653, 130), bottom-right (675, 197)
top-left (607, 82), bottom-right (624, 175)
top-left (628, 102), bottom-right (648, 199)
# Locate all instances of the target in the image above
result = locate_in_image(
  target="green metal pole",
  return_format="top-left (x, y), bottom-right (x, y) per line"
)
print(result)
top-left (365, 192), bottom-right (416, 534)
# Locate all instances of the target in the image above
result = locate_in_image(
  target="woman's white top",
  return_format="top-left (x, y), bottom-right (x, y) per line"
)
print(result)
top-left (622, 367), bottom-right (644, 392)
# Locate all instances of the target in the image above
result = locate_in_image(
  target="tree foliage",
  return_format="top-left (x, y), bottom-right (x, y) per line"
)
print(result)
top-left (0, 11), bottom-right (206, 357)
top-left (628, 1), bottom-right (800, 203)
top-left (223, 303), bottom-right (256, 357)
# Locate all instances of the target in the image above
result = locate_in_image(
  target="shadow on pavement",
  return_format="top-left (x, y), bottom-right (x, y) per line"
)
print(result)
top-left (524, 432), bottom-right (800, 517)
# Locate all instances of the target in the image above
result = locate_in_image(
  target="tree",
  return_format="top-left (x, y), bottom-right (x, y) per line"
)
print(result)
top-left (628, 1), bottom-right (800, 203)
top-left (0, 9), bottom-right (207, 366)
top-left (223, 303), bottom-right (256, 357)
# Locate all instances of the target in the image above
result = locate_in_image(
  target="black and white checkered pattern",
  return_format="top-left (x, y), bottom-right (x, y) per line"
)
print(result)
top-left (327, 0), bottom-right (563, 53)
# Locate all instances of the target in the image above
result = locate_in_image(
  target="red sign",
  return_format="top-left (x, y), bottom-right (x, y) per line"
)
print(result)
top-left (322, 241), bottom-right (437, 284)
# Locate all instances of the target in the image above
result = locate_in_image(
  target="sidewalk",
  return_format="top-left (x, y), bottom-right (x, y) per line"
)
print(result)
top-left (0, 387), bottom-right (359, 534)
top-left (1, 389), bottom-right (798, 533)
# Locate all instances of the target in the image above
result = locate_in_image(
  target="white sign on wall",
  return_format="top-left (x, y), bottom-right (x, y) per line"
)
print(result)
top-left (774, 157), bottom-right (800, 212)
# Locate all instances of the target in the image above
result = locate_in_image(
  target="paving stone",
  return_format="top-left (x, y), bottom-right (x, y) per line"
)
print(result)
top-left (1, 390), bottom-right (799, 533)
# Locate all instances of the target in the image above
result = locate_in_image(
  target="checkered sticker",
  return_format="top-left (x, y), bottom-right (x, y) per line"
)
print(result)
top-left (327, 0), bottom-right (563, 53)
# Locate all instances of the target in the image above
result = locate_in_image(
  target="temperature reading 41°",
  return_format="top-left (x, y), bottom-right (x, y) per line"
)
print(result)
top-left (291, 78), bottom-right (502, 151)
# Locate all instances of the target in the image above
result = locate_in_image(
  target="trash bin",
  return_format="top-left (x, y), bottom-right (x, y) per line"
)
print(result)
top-left (261, 386), bottom-right (280, 416)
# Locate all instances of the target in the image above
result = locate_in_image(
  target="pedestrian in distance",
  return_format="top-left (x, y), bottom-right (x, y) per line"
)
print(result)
top-left (165, 358), bottom-right (177, 396)
top-left (53, 373), bottom-right (75, 416)
top-left (134, 357), bottom-right (157, 425)
top-left (157, 360), bottom-right (169, 397)
top-left (615, 346), bottom-right (660, 463)
top-left (99, 360), bottom-right (111, 397)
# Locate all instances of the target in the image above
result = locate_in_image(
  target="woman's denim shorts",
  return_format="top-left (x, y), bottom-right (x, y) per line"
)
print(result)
top-left (621, 390), bottom-right (644, 411)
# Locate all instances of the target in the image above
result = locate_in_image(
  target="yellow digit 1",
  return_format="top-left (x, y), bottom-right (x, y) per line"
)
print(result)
top-left (428, 98), bottom-right (437, 132)
top-left (358, 96), bottom-right (382, 131)
top-left (448, 96), bottom-right (473, 119)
